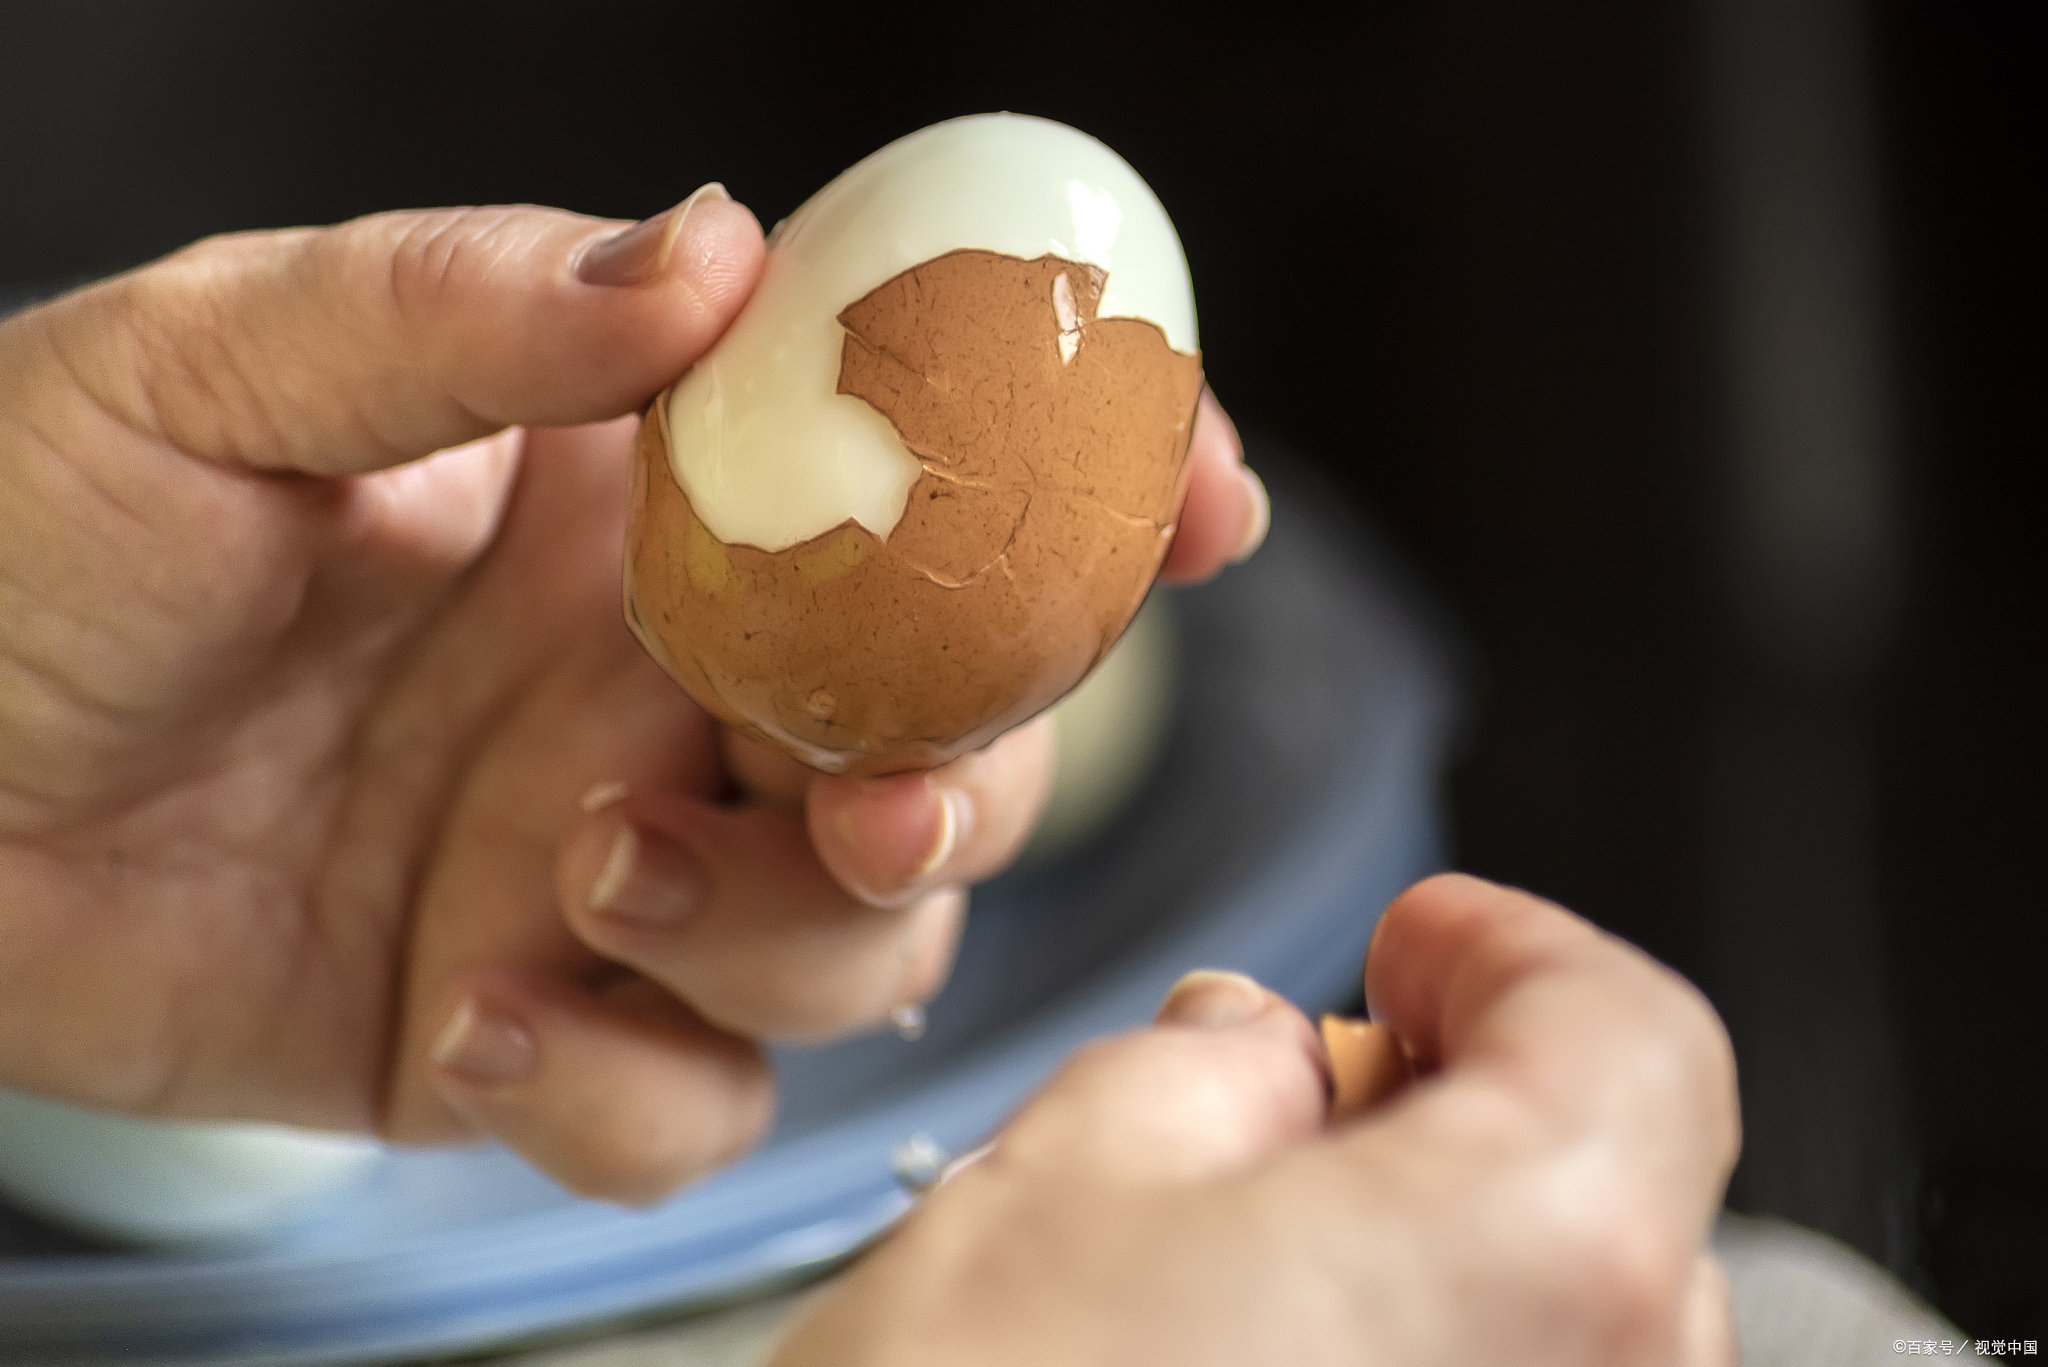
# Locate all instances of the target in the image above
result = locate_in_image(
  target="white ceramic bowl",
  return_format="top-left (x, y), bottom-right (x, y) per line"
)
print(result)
top-left (1023, 594), bottom-right (1176, 863)
top-left (0, 1088), bottom-right (383, 1248)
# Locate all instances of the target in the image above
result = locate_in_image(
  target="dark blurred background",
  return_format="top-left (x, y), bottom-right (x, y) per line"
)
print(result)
top-left (2, 0), bottom-right (2038, 1335)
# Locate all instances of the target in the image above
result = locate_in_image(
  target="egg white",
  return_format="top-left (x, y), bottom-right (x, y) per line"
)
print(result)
top-left (663, 113), bottom-right (1198, 553)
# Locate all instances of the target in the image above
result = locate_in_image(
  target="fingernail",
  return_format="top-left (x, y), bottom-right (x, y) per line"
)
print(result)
top-left (937, 1141), bottom-right (995, 1187)
top-left (1156, 968), bottom-right (1268, 1028)
top-left (833, 778), bottom-right (972, 905)
top-left (915, 788), bottom-right (966, 879)
top-left (1201, 385), bottom-right (1241, 451)
top-left (576, 182), bottom-right (730, 287)
top-left (1230, 467), bottom-right (1271, 564)
top-left (579, 779), bottom-right (628, 813)
top-left (589, 823), bottom-right (709, 928)
top-left (431, 999), bottom-right (537, 1088)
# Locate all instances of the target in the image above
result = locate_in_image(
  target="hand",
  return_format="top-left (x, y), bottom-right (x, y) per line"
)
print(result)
top-left (0, 187), bottom-right (1267, 1202)
top-left (772, 874), bottom-right (1741, 1366)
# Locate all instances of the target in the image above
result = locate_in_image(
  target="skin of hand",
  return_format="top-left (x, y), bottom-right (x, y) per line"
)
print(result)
top-left (772, 874), bottom-right (1742, 1367)
top-left (0, 185), bottom-right (1268, 1203)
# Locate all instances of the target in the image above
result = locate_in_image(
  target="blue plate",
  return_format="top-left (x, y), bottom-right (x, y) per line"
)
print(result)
top-left (0, 448), bottom-right (1456, 1364)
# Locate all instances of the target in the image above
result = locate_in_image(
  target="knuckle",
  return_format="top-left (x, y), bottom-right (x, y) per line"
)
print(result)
top-left (1622, 974), bottom-right (1743, 1172)
top-left (113, 247), bottom-right (270, 453)
top-left (1524, 1169), bottom-right (1693, 1356)
top-left (367, 206), bottom-right (539, 404)
top-left (1669, 986), bottom-right (1742, 1160)
top-left (376, 207), bottom-right (507, 324)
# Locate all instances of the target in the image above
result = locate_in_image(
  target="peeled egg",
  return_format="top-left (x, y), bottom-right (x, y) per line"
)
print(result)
top-left (626, 113), bottom-right (1202, 775)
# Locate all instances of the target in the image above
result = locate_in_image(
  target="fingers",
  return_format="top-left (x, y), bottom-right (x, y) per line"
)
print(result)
top-left (557, 788), bottom-right (966, 1042)
top-left (806, 716), bottom-right (1057, 907)
top-left (425, 968), bottom-right (772, 1206)
top-left (720, 716), bottom-right (1055, 905)
top-left (988, 970), bottom-right (1328, 1189)
top-left (592, 717), bottom-right (1052, 1048)
top-left (1361, 874), bottom-right (1741, 1207)
top-left (1324, 872), bottom-right (1738, 1347)
top-left (1676, 1253), bottom-right (1737, 1367)
top-left (1158, 388), bottom-right (1269, 585)
top-left (28, 186), bottom-right (763, 476)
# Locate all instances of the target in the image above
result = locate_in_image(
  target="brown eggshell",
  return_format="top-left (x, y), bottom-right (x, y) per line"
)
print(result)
top-left (1321, 1015), bottom-right (1416, 1121)
top-left (625, 249), bottom-right (1203, 776)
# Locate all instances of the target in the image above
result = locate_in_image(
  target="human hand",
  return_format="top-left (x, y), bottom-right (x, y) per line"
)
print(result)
top-left (0, 187), bottom-right (1265, 1201)
top-left (772, 874), bottom-right (1741, 1366)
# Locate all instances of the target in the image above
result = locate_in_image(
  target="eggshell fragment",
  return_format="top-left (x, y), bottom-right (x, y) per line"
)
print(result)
top-left (1321, 1015), bottom-right (1415, 1121)
top-left (627, 245), bottom-right (1201, 775)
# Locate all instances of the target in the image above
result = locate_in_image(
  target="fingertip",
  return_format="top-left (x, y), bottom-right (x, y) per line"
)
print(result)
top-left (1158, 390), bottom-right (1261, 585)
top-left (426, 972), bottom-right (772, 1205)
top-left (1153, 971), bottom-right (1324, 1096)
top-left (1677, 1253), bottom-right (1737, 1367)
top-left (1229, 464), bottom-right (1271, 564)
top-left (894, 885), bottom-right (969, 1012)
top-left (575, 183), bottom-right (731, 288)
top-left (1365, 872), bottom-right (1525, 1002)
top-left (1156, 969), bottom-right (1330, 1117)
top-left (1155, 968), bottom-right (1269, 1028)
top-left (809, 771), bottom-right (960, 907)
top-left (558, 190), bottom-right (765, 412)
top-left (808, 718), bottom-right (1053, 906)
top-left (939, 717), bottom-right (1055, 882)
top-left (1363, 874), bottom-right (1504, 1063)
top-left (1003, 976), bottom-right (1326, 1184)
top-left (602, 190), bottom-right (766, 341)
top-left (673, 194), bottom-right (767, 315)
top-left (557, 786), bottom-right (731, 956)
top-left (356, 197), bottom-right (763, 463)
top-left (1198, 386), bottom-right (1243, 458)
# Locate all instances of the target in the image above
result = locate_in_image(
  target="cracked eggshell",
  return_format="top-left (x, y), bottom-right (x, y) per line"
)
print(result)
top-left (626, 114), bottom-right (1202, 775)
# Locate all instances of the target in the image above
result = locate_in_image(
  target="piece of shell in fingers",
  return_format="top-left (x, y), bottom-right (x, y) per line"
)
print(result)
top-left (1321, 1015), bottom-right (1416, 1120)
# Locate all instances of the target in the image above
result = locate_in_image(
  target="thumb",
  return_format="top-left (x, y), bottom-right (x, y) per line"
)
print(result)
top-left (12, 184), bottom-right (760, 477)
top-left (992, 970), bottom-right (1329, 1188)
top-left (1676, 1253), bottom-right (1737, 1367)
